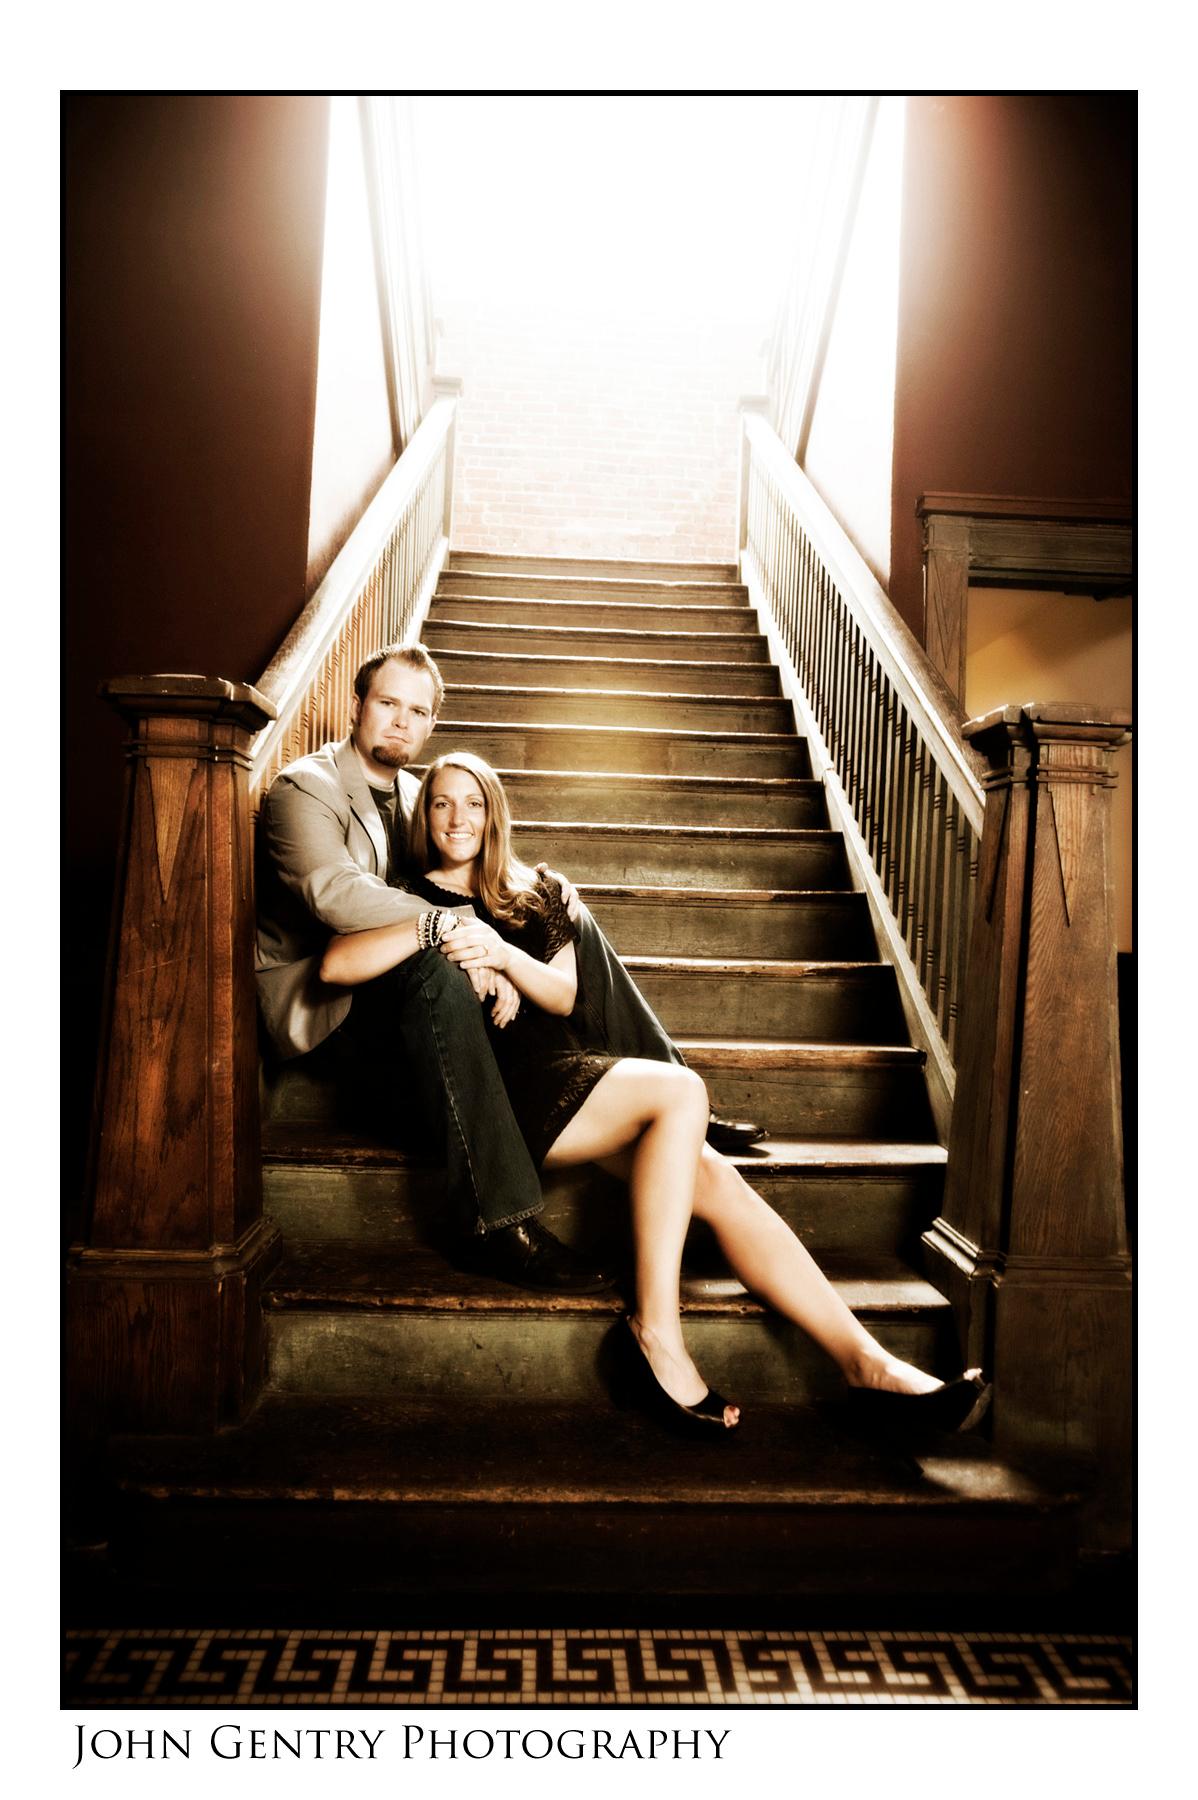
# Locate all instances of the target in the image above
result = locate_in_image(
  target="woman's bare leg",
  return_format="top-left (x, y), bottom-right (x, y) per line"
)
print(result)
top-left (690, 1147), bottom-right (943, 1395)
top-left (543, 1061), bottom-right (738, 1423)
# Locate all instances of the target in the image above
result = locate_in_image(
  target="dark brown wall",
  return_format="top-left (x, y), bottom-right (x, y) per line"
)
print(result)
top-left (890, 94), bottom-right (1134, 634)
top-left (64, 94), bottom-right (330, 1188)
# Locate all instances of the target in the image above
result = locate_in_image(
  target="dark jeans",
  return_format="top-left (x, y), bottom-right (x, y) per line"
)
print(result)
top-left (341, 904), bottom-right (682, 1237)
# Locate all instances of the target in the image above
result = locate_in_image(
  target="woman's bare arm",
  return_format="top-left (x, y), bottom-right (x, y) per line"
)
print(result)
top-left (441, 925), bottom-right (578, 1015)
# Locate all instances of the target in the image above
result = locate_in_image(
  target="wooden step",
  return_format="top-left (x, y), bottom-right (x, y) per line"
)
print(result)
top-left (423, 769), bottom-right (827, 830)
top-left (579, 886), bottom-right (876, 958)
top-left (437, 570), bottom-right (751, 606)
top-left (625, 957), bottom-right (904, 1042)
top-left (264, 1040), bottom-right (934, 1141)
top-left (263, 1144), bottom-right (619, 1249)
top-left (261, 1246), bottom-right (952, 1406)
top-left (430, 646), bottom-right (781, 697)
top-left (262, 1131), bottom-right (947, 1258)
top-left (447, 550), bottom-right (741, 584)
top-left (508, 822), bottom-right (849, 890)
top-left (427, 594), bottom-right (758, 633)
top-left (109, 1393), bottom-right (1078, 1598)
top-left (423, 720), bottom-right (809, 777)
top-left (679, 1040), bottom-right (937, 1138)
top-left (424, 618), bottom-right (771, 663)
top-left (438, 681), bottom-right (793, 735)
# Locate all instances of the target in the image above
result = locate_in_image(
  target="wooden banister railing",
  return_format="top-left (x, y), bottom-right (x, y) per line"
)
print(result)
top-left (251, 384), bottom-right (459, 800)
top-left (740, 405), bottom-right (1131, 1545)
top-left (739, 407), bottom-right (987, 1126)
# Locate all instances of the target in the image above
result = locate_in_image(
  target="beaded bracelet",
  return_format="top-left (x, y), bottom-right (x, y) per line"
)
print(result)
top-left (417, 908), bottom-right (460, 951)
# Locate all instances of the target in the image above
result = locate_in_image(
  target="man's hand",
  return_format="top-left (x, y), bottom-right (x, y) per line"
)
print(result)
top-left (536, 862), bottom-right (581, 923)
top-left (489, 971), bottom-right (521, 1029)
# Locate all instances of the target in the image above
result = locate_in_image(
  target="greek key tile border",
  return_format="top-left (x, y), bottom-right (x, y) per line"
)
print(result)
top-left (64, 1629), bottom-right (1133, 1707)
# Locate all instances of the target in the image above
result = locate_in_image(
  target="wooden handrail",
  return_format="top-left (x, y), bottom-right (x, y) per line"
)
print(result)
top-left (740, 410), bottom-right (984, 1112)
top-left (745, 414), bottom-right (986, 826)
top-left (251, 392), bottom-right (457, 797)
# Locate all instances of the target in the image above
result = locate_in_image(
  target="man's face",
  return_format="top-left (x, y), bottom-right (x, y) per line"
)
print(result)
top-left (350, 660), bottom-right (438, 775)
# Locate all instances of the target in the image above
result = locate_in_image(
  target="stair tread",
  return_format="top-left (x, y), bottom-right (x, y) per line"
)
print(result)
top-left (436, 718), bottom-right (797, 744)
top-left (113, 1393), bottom-right (1065, 1512)
top-left (473, 767), bottom-right (815, 789)
top-left (577, 883), bottom-right (864, 901)
top-left (433, 648), bottom-right (775, 679)
top-left (263, 1244), bottom-right (948, 1318)
top-left (679, 1038), bottom-right (925, 1064)
top-left (433, 597), bottom-right (752, 619)
top-left (262, 1123), bottom-right (946, 1174)
top-left (514, 820), bottom-right (838, 842)
top-left (442, 575), bottom-right (750, 600)
top-left (429, 619), bottom-right (765, 645)
top-left (449, 680), bottom-right (767, 707)
top-left (435, 768), bottom-right (818, 797)
top-left (744, 1137), bottom-right (947, 1168)
top-left (621, 957), bottom-right (885, 977)
top-left (448, 552), bottom-right (740, 581)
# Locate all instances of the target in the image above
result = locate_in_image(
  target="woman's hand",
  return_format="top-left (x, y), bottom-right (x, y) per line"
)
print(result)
top-left (438, 919), bottom-right (510, 973)
top-left (462, 964), bottom-right (495, 1003)
top-left (455, 961), bottom-right (520, 1025)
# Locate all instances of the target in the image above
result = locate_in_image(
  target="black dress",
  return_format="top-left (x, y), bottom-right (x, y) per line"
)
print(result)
top-left (407, 872), bottom-right (617, 1167)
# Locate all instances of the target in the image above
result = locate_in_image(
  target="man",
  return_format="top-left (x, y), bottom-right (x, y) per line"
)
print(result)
top-left (255, 642), bottom-right (764, 1291)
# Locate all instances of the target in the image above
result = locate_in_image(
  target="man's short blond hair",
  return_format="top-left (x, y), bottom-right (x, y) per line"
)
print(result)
top-left (353, 642), bottom-right (444, 714)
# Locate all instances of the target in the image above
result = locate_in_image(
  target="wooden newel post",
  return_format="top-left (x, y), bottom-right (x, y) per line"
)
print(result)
top-left (922, 702), bottom-right (1132, 1545)
top-left (68, 675), bottom-right (280, 1434)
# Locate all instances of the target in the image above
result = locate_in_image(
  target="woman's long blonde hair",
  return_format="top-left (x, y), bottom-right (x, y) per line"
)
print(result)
top-left (410, 752), bottom-right (542, 923)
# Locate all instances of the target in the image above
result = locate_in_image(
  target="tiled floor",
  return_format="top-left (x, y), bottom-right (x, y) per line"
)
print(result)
top-left (64, 1628), bottom-right (1133, 1706)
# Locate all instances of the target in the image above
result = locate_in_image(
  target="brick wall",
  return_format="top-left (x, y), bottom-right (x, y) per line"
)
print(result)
top-left (438, 300), bottom-right (765, 565)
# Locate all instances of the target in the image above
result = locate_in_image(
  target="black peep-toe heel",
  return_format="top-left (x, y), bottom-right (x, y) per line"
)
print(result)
top-left (604, 1316), bottom-right (741, 1436)
top-left (847, 1371), bottom-right (991, 1437)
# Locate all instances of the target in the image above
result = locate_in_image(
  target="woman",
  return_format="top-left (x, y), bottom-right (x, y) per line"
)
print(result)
top-left (320, 752), bottom-right (988, 1437)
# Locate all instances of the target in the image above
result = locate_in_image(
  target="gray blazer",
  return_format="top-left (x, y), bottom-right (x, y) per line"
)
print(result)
top-left (255, 736), bottom-right (457, 1058)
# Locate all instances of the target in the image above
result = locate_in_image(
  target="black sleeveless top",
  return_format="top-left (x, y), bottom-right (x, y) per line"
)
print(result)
top-left (408, 872), bottom-right (615, 1167)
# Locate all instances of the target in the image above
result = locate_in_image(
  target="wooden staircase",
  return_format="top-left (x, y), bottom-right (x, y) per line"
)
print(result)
top-left (108, 552), bottom-right (1078, 1601)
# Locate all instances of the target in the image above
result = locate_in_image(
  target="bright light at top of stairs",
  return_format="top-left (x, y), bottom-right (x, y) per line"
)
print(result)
top-left (414, 95), bottom-right (833, 324)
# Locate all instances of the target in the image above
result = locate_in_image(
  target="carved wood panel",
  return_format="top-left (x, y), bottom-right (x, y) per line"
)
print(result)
top-left (919, 497), bottom-right (1133, 706)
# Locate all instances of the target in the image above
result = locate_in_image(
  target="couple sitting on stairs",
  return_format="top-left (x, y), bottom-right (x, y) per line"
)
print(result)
top-left (255, 641), bottom-right (988, 1438)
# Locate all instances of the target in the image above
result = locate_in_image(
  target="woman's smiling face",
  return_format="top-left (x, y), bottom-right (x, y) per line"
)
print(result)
top-left (427, 764), bottom-right (488, 875)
